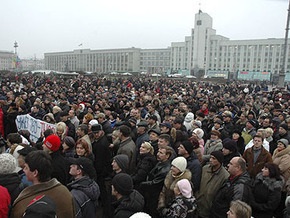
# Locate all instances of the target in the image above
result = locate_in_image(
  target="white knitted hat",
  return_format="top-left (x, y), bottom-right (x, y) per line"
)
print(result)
top-left (0, 153), bottom-right (16, 174)
top-left (171, 157), bottom-right (187, 172)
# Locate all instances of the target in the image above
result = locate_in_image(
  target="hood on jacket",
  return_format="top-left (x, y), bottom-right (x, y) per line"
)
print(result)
top-left (68, 176), bottom-right (100, 201)
top-left (184, 113), bottom-right (194, 122)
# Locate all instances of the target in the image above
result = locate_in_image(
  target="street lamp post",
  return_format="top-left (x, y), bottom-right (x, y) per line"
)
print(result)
top-left (278, 0), bottom-right (290, 87)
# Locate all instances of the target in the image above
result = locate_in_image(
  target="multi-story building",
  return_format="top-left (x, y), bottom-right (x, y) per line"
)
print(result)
top-left (0, 51), bottom-right (16, 71)
top-left (44, 11), bottom-right (288, 81)
top-left (21, 58), bottom-right (45, 71)
top-left (45, 47), bottom-right (171, 74)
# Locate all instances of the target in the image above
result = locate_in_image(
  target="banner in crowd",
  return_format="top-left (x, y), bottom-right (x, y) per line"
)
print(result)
top-left (16, 114), bottom-right (56, 143)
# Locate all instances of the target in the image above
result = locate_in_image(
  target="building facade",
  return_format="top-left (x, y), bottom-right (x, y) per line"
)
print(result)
top-left (44, 11), bottom-right (288, 80)
top-left (0, 51), bottom-right (16, 71)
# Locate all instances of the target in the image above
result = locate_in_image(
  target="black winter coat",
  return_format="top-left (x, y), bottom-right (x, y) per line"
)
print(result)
top-left (112, 190), bottom-right (144, 218)
top-left (68, 176), bottom-right (100, 218)
top-left (250, 173), bottom-right (283, 218)
top-left (186, 152), bottom-right (202, 192)
top-left (210, 172), bottom-right (252, 218)
top-left (131, 152), bottom-right (157, 191)
top-left (50, 151), bottom-right (70, 185)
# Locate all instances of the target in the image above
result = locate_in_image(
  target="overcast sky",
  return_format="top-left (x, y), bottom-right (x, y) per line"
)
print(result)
top-left (0, 0), bottom-right (288, 59)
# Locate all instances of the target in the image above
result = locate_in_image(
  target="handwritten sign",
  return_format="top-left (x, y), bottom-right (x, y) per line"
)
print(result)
top-left (16, 114), bottom-right (56, 143)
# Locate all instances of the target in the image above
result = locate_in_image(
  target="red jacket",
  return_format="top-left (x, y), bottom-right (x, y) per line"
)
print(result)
top-left (0, 185), bottom-right (11, 218)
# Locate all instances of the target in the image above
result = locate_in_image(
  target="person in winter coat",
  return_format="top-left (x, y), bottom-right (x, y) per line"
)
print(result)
top-left (202, 130), bottom-right (223, 165)
top-left (140, 146), bottom-right (173, 217)
top-left (272, 138), bottom-right (290, 217)
top-left (42, 134), bottom-right (70, 185)
top-left (158, 157), bottom-right (192, 211)
top-left (131, 142), bottom-right (157, 191)
top-left (250, 163), bottom-right (283, 218)
top-left (68, 157), bottom-right (100, 218)
top-left (111, 173), bottom-right (144, 218)
top-left (243, 134), bottom-right (272, 178)
top-left (10, 150), bottom-right (75, 218)
top-left (196, 151), bottom-right (229, 218)
top-left (210, 157), bottom-right (252, 218)
top-left (0, 153), bottom-right (22, 204)
top-left (222, 139), bottom-right (240, 169)
top-left (161, 179), bottom-right (197, 218)
top-left (177, 140), bottom-right (201, 193)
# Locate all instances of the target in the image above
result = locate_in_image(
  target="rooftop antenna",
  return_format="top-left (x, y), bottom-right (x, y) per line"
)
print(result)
top-left (198, 2), bottom-right (202, 14)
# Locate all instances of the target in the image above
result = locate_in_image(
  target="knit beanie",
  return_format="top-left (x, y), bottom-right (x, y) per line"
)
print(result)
top-left (63, 136), bottom-right (76, 149)
top-left (0, 153), bottom-right (16, 174)
top-left (114, 154), bottom-right (129, 172)
top-left (223, 139), bottom-right (238, 153)
top-left (211, 150), bottom-right (224, 164)
top-left (181, 140), bottom-right (194, 155)
top-left (177, 179), bottom-right (192, 198)
top-left (280, 123), bottom-right (289, 131)
top-left (192, 128), bottom-right (204, 139)
top-left (171, 157), bottom-right (187, 172)
top-left (112, 173), bottom-right (133, 196)
top-left (278, 138), bottom-right (289, 148)
top-left (43, 135), bottom-right (61, 152)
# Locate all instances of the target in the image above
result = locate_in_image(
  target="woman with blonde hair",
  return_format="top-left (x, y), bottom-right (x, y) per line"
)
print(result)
top-left (55, 121), bottom-right (67, 141)
top-left (131, 142), bottom-right (157, 191)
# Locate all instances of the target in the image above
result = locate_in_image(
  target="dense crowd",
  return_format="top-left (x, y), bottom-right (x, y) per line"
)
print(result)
top-left (0, 74), bottom-right (290, 218)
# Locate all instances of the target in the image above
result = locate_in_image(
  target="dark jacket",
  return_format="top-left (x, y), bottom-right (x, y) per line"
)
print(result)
top-left (112, 190), bottom-right (144, 218)
top-left (250, 173), bottom-right (283, 218)
top-left (186, 152), bottom-right (202, 192)
top-left (50, 151), bottom-right (70, 186)
top-left (140, 160), bottom-right (171, 217)
top-left (92, 135), bottom-right (112, 179)
top-left (68, 176), bottom-right (100, 218)
top-left (210, 172), bottom-right (252, 218)
top-left (131, 152), bottom-right (157, 190)
top-left (0, 173), bottom-right (22, 204)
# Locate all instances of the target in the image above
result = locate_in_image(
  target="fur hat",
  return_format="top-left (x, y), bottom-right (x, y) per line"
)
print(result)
top-left (114, 154), bottom-right (129, 172)
top-left (112, 173), bottom-right (133, 196)
top-left (0, 153), bottom-right (16, 174)
top-left (181, 140), bottom-right (194, 155)
top-left (177, 179), bottom-right (192, 198)
top-left (192, 128), bottom-right (204, 139)
top-left (171, 157), bottom-right (187, 172)
top-left (211, 130), bottom-right (221, 138)
top-left (43, 135), bottom-right (61, 152)
top-left (211, 150), bottom-right (224, 164)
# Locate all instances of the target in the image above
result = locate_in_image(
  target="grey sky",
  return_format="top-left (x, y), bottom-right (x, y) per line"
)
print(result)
top-left (0, 0), bottom-right (288, 59)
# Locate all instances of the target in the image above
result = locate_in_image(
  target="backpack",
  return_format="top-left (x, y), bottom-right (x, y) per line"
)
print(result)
top-left (22, 195), bottom-right (57, 218)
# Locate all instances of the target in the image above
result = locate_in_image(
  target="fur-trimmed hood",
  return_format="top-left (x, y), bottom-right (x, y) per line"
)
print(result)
top-left (273, 146), bottom-right (290, 159)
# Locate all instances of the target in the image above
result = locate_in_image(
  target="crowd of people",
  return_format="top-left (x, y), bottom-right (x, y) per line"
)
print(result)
top-left (0, 74), bottom-right (290, 218)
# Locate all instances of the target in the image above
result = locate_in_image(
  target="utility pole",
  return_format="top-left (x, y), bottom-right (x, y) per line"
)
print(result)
top-left (278, 0), bottom-right (290, 87)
